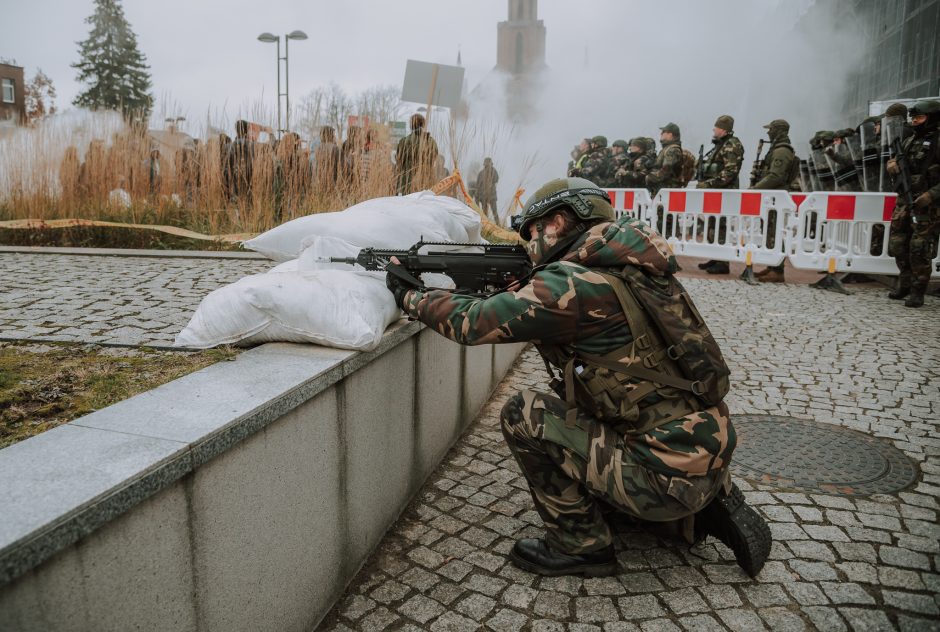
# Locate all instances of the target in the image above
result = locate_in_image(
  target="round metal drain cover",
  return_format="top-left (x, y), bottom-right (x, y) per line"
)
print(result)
top-left (730, 415), bottom-right (919, 496)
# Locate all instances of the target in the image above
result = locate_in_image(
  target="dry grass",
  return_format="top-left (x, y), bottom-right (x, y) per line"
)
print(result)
top-left (0, 342), bottom-right (238, 449)
top-left (0, 108), bottom-right (533, 246)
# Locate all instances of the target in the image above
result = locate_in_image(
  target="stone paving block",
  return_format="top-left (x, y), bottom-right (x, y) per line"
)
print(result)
top-left (717, 608), bottom-right (768, 632)
top-left (879, 546), bottom-right (932, 570)
top-left (881, 590), bottom-right (940, 615)
top-left (429, 611), bottom-right (479, 632)
top-left (758, 606), bottom-right (807, 631)
top-left (617, 594), bottom-right (666, 620)
top-left (819, 582), bottom-right (876, 605)
top-left (833, 542), bottom-right (878, 563)
top-left (789, 560), bottom-right (839, 581)
top-left (639, 620), bottom-right (681, 632)
top-left (677, 613), bottom-right (726, 631)
top-left (533, 590), bottom-right (571, 619)
top-left (897, 614), bottom-right (940, 632)
top-left (660, 588), bottom-right (709, 615)
top-left (743, 584), bottom-right (790, 607)
top-left (485, 608), bottom-right (527, 632)
top-left (575, 596), bottom-right (621, 623)
top-left (837, 607), bottom-right (894, 632)
top-left (397, 595), bottom-right (446, 624)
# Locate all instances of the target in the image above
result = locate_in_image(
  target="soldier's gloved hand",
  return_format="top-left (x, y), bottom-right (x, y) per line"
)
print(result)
top-left (914, 191), bottom-right (932, 210)
top-left (886, 159), bottom-right (899, 176)
top-left (385, 259), bottom-right (423, 310)
top-left (695, 181), bottom-right (709, 189)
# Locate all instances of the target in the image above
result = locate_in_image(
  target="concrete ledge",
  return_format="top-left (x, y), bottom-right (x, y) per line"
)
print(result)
top-left (0, 319), bottom-right (526, 631)
top-left (0, 246), bottom-right (265, 259)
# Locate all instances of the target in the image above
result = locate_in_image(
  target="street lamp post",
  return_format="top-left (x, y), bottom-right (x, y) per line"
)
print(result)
top-left (257, 30), bottom-right (308, 138)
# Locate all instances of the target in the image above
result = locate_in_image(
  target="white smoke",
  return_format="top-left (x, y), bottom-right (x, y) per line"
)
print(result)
top-left (456, 0), bottom-right (867, 214)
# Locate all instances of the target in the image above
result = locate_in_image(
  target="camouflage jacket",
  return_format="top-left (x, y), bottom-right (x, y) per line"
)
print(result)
top-left (752, 136), bottom-right (801, 191)
top-left (698, 134), bottom-right (744, 189)
top-left (578, 148), bottom-right (612, 186)
top-left (403, 217), bottom-right (736, 478)
top-left (609, 151), bottom-right (631, 183)
top-left (900, 125), bottom-right (940, 203)
top-left (645, 140), bottom-right (684, 195)
top-left (613, 152), bottom-right (655, 189)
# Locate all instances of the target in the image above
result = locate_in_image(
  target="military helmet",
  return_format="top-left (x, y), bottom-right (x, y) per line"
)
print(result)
top-left (763, 119), bottom-right (790, 132)
top-left (612, 139), bottom-right (628, 149)
top-left (835, 128), bottom-right (855, 138)
top-left (591, 135), bottom-right (608, 148)
top-left (517, 177), bottom-right (614, 240)
top-left (714, 115), bottom-right (734, 132)
top-left (660, 122), bottom-right (681, 137)
top-left (885, 103), bottom-right (908, 118)
top-left (909, 100), bottom-right (940, 116)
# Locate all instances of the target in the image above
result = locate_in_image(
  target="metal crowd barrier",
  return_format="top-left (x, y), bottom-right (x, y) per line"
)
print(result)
top-left (606, 188), bottom-right (653, 221)
top-left (648, 188), bottom-right (794, 269)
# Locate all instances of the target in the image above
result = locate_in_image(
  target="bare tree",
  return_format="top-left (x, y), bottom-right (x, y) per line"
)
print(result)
top-left (355, 85), bottom-right (402, 126)
top-left (24, 69), bottom-right (58, 124)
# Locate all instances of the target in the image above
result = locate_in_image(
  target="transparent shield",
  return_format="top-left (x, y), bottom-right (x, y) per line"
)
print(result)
top-left (813, 147), bottom-right (835, 191)
top-left (830, 141), bottom-right (860, 191)
top-left (844, 134), bottom-right (865, 191)
top-left (859, 121), bottom-right (881, 193)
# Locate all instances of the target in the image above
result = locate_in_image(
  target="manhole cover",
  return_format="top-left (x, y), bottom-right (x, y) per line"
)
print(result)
top-left (730, 415), bottom-right (919, 496)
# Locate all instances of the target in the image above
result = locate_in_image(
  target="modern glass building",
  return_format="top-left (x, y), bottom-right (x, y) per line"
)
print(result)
top-left (840, 0), bottom-right (940, 122)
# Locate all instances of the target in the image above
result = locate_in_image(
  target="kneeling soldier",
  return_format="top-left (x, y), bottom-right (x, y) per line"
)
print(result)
top-left (386, 178), bottom-right (771, 577)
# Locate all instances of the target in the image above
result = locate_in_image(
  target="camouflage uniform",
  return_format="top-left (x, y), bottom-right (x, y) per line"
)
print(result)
top-left (646, 140), bottom-right (684, 196)
top-left (697, 134), bottom-right (745, 190)
top-left (578, 145), bottom-right (612, 187)
top-left (752, 120), bottom-right (802, 277)
top-left (613, 139), bottom-right (653, 188)
top-left (608, 141), bottom-right (631, 185)
top-left (888, 105), bottom-right (940, 303)
top-left (402, 217), bottom-right (735, 554)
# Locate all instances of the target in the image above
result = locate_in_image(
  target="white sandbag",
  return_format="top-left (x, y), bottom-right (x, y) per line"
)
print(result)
top-left (174, 270), bottom-right (401, 351)
top-left (242, 191), bottom-right (483, 262)
top-left (269, 259), bottom-right (299, 273)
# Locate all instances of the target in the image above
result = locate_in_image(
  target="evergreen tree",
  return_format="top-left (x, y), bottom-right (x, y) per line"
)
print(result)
top-left (72, 0), bottom-right (153, 121)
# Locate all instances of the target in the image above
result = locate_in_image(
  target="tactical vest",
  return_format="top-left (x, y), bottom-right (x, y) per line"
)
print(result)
top-left (759, 143), bottom-right (802, 191)
top-left (539, 264), bottom-right (731, 436)
top-left (903, 127), bottom-right (940, 196)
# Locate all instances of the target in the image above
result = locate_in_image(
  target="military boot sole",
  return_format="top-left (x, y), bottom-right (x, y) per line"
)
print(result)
top-left (699, 484), bottom-right (772, 578)
top-left (508, 548), bottom-right (618, 578)
top-left (904, 294), bottom-right (925, 308)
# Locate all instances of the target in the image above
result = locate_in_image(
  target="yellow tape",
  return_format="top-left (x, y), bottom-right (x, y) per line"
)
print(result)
top-left (0, 218), bottom-right (254, 243)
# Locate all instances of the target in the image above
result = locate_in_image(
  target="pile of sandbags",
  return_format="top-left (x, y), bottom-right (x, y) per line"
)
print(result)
top-left (174, 192), bottom-right (484, 351)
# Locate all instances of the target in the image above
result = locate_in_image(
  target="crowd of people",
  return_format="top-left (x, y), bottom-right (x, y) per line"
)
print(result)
top-left (564, 100), bottom-right (940, 306)
top-left (55, 112), bottom-right (471, 226)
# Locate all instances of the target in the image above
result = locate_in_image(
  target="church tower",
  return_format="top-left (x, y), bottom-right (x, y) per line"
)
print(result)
top-left (496, 0), bottom-right (546, 75)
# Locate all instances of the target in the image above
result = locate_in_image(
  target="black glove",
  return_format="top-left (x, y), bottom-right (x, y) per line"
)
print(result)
top-left (385, 262), bottom-right (423, 309)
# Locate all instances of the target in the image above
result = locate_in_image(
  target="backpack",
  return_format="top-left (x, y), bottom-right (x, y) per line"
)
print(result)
top-left (680, 148), bottom-right (697, 186)
top-left (555, 265), bottom-right (730, 434)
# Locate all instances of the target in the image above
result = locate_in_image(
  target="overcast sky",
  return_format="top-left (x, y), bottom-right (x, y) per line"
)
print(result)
top-left (10, 0), bottom-right (870, 199)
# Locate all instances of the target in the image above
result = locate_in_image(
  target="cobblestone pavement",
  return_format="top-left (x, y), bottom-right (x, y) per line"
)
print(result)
top-left (0, 252), bottom-right (271, 347)
top-left (318, 279), bottom-right (940, 632)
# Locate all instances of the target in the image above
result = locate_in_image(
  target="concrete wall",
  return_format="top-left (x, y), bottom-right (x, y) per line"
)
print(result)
top-left (0, 322), bottom-right (526, 632)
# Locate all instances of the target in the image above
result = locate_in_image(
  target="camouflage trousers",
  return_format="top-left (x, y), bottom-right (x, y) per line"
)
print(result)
top-left (500, 390), bottom-right (727, 554)
top-left (889, 204), bottom-right (940, 292)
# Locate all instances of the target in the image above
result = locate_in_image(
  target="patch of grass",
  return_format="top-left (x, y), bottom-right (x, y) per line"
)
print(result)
top-left (0, 342), bottom-right (238, 450)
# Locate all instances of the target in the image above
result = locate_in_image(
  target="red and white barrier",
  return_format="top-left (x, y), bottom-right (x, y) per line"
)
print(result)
top-left (787, 192), bottom-right (901, 275)
top-left (606, 188), bottom-right (653, 221)
top-left (649, 188), bottom-right (795, 266)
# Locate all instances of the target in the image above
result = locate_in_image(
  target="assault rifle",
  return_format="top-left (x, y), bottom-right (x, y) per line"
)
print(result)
top-left (331, 240), bottom-right (532, 297)
top-left (889, 137), bottom-right (916, 215)
top-left (695, 144), bottom-right (705, 182)
top-left (749, 139), bottom-right (766, 187)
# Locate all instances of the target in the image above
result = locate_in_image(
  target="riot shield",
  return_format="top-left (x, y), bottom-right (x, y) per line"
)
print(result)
top-left (799, 159), bottom-right (812, 193)
top-left (844, 134), bottom-right (865, 191)
top-left (813, 147), bottom-right (835, 191)
top-left (828, 141), bottom-right (860, 191)
top-left (858, 121), bottom-right (880, 193)
top-left (878, 116), bottom-right (901, 192)
top-left (806, 146), bottom-right (821, 191)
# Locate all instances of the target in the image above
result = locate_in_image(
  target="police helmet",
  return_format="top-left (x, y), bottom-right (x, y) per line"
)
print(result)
top-left (516, 178), bottom-right (615, 240)
top-left (909, 100), bottom-right (940, 117)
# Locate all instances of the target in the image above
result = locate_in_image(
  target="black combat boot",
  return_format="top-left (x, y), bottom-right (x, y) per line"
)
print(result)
top-left (509, 538), bottom-right (618, 577)
top-left (695, 483), bottom-right (771, 577)
top-left (698, 260), bottom-right (717, 270)
top-left (905, 293), bottom-right (925, 308)
top-left (706, 261), bottom-right (730, 274)
top-left (888, 285), bottom-right (911, 300)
